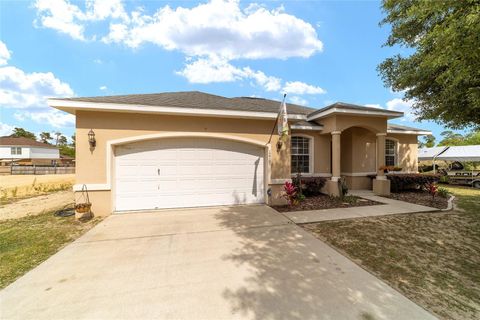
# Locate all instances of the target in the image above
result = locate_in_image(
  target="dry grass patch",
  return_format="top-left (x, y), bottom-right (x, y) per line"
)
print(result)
top-left (0, 211), bottom-right (100, 288)
top-left (302, 186), bottom-right (480, 320)
top-left (0, 174), bottom-right (74, 205)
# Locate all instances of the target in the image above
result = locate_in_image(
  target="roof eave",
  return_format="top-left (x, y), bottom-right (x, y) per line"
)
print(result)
top-left (387, 129), bottom-right (432, 135)
top-left (307, 107), bottom-right (403, 121)
top-left (48, 99), bottom-right (307, 121)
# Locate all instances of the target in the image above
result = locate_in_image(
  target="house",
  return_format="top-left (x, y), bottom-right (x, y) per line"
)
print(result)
top-left (48, 91), bottom-right (431, 215)
top-left (0, 136), bottom-right (60, 166)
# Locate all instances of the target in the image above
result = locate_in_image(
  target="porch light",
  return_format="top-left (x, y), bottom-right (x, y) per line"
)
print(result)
top-left (88, 129), bottom-right (96, 148)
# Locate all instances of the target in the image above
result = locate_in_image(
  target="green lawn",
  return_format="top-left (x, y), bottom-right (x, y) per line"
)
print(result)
top-left (303, 185), bottom-right (480, 320)
top-left (0, 212), bottom-right (100, 289)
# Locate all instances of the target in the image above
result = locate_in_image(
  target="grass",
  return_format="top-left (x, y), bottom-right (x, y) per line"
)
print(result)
top-left (0, 212), bottom-right (100, 289)
top-left (0, 181), bottom-right (73, 205)
top-left (302, 185), bottom-right (480, 320)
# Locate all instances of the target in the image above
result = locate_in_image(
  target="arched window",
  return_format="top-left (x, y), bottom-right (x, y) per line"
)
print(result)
top-left (385, 139), bottom-right (397, 166)
top-left (291, 136), bottom-right (312, 173)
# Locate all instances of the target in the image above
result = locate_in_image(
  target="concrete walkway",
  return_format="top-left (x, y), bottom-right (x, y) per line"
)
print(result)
top-left (0, 205), bottom-right (436, 320)
top-left (283, 190), bottom-right (438, 224)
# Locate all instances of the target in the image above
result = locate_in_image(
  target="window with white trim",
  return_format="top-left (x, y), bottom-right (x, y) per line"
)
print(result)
top-left (10, 147), bottom-right (22, 155)
top-left (385, 139), bottom-right (396, 166)
top-left (291, 136), bottom-right (311, 173)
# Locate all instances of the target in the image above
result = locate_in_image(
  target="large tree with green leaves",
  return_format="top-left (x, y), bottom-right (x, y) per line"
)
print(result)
top-left (39, 132), bottom-right (53, 144)
top-left (11, 127), bottom-right (36, 140)
top-left (419, 135), bottom-right (436, 148)
top-left (378, 0), bottom-right (480, 129)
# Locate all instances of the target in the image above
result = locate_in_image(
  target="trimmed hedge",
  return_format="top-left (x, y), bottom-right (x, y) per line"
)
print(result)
top-left (292, 176), bottom-right (327, 196)
top-left (387, 174), bottom-right (441, 192)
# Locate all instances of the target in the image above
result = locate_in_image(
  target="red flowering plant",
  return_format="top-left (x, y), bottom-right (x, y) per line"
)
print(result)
top-left (426, 182), bottom-right (438, 200)
top-left (282, 181), bottom-right (303, 206)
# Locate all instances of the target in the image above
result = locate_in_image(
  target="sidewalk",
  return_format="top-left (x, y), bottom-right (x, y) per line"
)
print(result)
top-left (283, 190), bottom-right (439, 224)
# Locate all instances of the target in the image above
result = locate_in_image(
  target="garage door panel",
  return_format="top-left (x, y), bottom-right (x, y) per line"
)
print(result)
top-left (115, 138), bottom-right (265, 211)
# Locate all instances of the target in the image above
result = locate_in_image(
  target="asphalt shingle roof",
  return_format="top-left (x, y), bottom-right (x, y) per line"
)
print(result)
top-left (52, 91), bottom-right (316, 115)
top-left (0, 136), bottom-right (58, 149)
top-left (387, 123), bottom-right (430, 133)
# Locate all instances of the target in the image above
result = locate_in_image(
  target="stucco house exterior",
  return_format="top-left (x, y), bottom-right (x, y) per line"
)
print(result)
top-left (48, 91), bottom-right (431, 216)
top-left (0, 136), bottom-right (60, 166)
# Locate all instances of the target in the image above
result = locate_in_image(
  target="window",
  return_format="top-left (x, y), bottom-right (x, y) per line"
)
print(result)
top-left (291, 136), bottom-right (311, 173)
top-left (10, 147), bottom-right (22, 155)
top-left (385, 139), bottom-right (396, 166)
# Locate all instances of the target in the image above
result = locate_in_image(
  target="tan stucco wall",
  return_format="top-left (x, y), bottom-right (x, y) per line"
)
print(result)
top-left (387, 133), bottom-right (419, 172)
top-left (290, 130), bottom-right (331, 174)
top-left (319, 115), bottom-right (388, 134)
top-left (74, 110), bottom-right (420, 214)
top-left (75, 111), bottom-right (291, 215)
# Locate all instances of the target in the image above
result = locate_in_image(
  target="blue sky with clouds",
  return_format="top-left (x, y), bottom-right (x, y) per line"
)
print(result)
top-left (0, 0), bottom-right (467, 142)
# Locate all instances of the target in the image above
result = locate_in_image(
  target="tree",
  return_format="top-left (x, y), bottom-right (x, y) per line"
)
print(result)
top-left (59, 145), bottom-right (75, 158)
top-left (438, 131), bottom-right (464, 146)
top-left (71, 133), bottom-right (76, 147)
top-left (57, 135), bottom-right (68, 146)
top-left (39, 132), bottom-right (53, 144)
top-left (54, 132), bottom-right (62, 146)
top-left (419, 135), bottom-right (436, 148)
top-left (11, 127), bottom-right (36, 140)
top-left (378, 0), bottom-right (480, 129)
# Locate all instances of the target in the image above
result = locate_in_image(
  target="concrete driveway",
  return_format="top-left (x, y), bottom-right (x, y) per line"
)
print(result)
top-left (0, 205), bottom-right (436, 320)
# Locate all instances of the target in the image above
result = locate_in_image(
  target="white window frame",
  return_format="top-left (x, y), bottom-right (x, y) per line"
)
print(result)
top-left (10, 147), bottom-right (22, 155)
top-left (291, 134), bottom-right (314, 174)
top-left (385, 138), bottom-right (398, 166)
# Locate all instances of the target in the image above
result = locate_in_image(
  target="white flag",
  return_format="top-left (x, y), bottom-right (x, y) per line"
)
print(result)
top-left (277, 98), bottom-right (288, 138)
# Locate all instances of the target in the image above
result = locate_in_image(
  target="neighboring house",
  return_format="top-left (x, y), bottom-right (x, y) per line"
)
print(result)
top-left (0, 136), bottom-right (60, 166)
top-left (49, 91), bottom-right (431, 215)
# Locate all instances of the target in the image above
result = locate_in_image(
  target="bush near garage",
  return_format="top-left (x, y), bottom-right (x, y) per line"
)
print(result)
top-left (292, 176), bottom-right (327, 197)
top-left (387, 174), bottom-right (440, 192)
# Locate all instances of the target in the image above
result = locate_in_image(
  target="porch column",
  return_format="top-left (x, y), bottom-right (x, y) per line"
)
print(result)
top-left (373, 132), bottom-right (390, 195)
top-left (331, 131), bottom-right (341, 181)
top-left (376, 133), bottom-right (386, 179)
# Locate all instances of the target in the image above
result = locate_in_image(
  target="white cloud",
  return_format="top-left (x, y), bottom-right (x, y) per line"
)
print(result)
top-left (0, 42), bottom-right (75, 128)
top-left (177, 57), bottom-right (281, 92)
top-left (365, 103), bottom-right (382, 109)
top-left (0, 122), bottom-right (14, 136)
top-left (0, 66), bottom-right (74, 109)
top-left (93, 58), bottom-right (103, 64)
top-left (15, 110), bottom-right (75, 128)
top-left (99, 85), bottom-right (107, 90)
top-left (34, 0), bottom-right (322, 60)
top-left (0, 41), bottom-right (11, 66)
top-left (386, 98), bottom-right (416, 121)
top-left (34, 0), bottom-right (129, 41)
top-left (283, 81), bottom-right (326, 95)
top-left (289, 96), bottom-right (308, 106)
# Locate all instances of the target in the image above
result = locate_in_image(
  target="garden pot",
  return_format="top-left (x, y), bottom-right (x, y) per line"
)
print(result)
top-left (75, 202), bottom-right (93, 221)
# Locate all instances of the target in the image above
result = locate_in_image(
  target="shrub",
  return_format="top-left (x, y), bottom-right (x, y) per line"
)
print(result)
top-left (426, 182), bottom-right (438, 199)
top-left (437, 187), bottom-right (451, 198)
top-left (292, 175), bottom-right (327, 197)
top-left (439, 175), bottom-right (450, 184)
top-left (387, 174), bottom-right (440, 192)
top-left (339, 177), bottom-right (348, 198)
top-left (282, 181), bottom-right (301, 206)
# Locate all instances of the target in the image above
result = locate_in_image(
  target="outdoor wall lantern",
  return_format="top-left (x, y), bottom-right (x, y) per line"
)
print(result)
top-left (88, 129), bottom-right (96, 148)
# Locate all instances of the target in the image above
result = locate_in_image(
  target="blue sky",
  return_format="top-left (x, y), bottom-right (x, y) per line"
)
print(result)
top-left (0, 0), bottom-right (467, 143)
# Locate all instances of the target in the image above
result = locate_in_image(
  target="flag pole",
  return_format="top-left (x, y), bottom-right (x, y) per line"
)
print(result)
top-left (267, 93), bottom-right (287, 145)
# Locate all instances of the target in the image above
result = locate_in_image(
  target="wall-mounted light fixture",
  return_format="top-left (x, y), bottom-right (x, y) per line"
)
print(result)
top-left (88, 129), bottom-right (96, 148)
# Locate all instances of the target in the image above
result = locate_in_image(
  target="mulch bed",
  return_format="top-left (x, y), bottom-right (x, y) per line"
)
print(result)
top-left (271, 194), bottom-right (382, 212)
top-left (385, 191), bottom-right (449, 209)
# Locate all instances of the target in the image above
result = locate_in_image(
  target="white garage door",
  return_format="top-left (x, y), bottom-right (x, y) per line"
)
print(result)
top-left (115, 138), bottom-right (265, 211)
